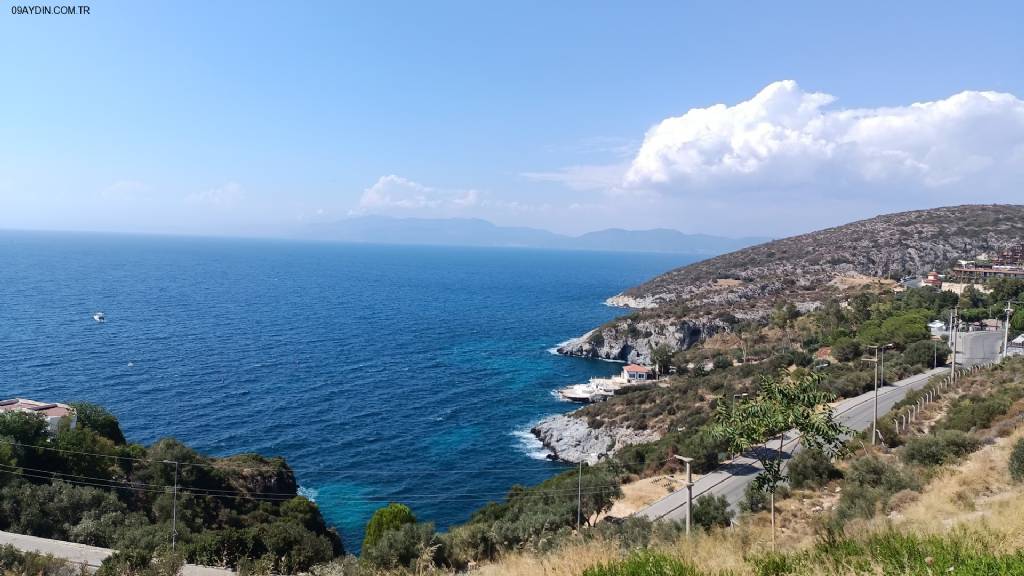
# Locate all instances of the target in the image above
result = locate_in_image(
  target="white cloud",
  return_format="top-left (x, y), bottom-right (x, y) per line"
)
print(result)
top-left (358, 175), bottom-right (441, 210)
top-left (623, 80), bottom-right (1024, 197)
top-left (355, 175), bottom-right (484, 213)
top-left (186, 182), bottom-right (244, 208)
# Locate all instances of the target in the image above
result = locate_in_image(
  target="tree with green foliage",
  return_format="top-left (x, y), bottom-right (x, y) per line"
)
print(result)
top-left (363, 503), bottom-right (416, 553)
top-left (902, 339), bottom-right (950, 368)
top-left (649, 344), bottom-right (672, 376)
top-left (712, 372), bottom-right (847, 549)
top-left (831, 337), bottom-right (861, 362)
top-left (70, 403), bottom-right (127, 445)
top-left (1013, 308), bottom-right (1024, 332)
top-left (788, 447), bottom-right (840, 489)
top-left (690, 494), bottom-right (733, 530)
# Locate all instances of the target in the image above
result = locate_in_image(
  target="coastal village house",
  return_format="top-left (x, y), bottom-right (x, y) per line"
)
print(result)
top-left (623, 364), bottom-right (654, 382)
top-left (0, 398), bottom-right (76, 434)
top-left (949, 245), bottom-right (1024, 283)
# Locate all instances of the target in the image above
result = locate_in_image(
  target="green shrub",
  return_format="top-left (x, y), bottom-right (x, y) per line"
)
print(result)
top-left (582, 551), bottom-right (702, 576)
top-left (740, 482), bottom-right (769, 513)
top-left (938, 392), bottom-right (1019, 433)
top-left (1010, 438), bottom-right (1024, 483)
top-left (835, 456), bottom-right (919, 522)
top-left (361, 522), bottom-right (440, 570)
top-left (690, 494), bottom-right (733, 530)
top-left (0, 544), bottom-right (79, 576)
top-left (789, 448), bottom-right (840, 489)
top-left (902, 339), bottom-right (949, 368)
top-left (362, 503), bottom-right (416, 552)
top-left (96, 549), bottom-right (152, 576)
top-left (70, 403), bottom-right (127, 445)
top-left (831, 337), bottom-right (862, 362)
top-left (900, 430), bottom-right (981, 467)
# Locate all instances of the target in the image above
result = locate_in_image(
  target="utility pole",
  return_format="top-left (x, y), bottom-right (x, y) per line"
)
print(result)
top-left (871, 345), bottom-right (879, 445)
top-left (163, 460), bottom-right (179, 551)
top-left (674, 455), bottom-right (694, 536)
top-left (576, 459), bottom-right (582, 532)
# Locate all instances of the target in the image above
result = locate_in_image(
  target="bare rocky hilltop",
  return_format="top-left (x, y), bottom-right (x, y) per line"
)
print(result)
top-left (558, 204), bottom-right (1024, 364)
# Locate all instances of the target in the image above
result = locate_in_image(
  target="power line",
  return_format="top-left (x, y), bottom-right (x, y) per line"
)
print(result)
top-left (0, 464), bottom-right (625, 504)
top-left (0, 438), bottom-right (574, 475)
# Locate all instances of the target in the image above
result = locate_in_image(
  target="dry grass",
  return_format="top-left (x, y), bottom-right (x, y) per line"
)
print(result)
top-left (893, 427), bottom-right (1024, 550)
top-left (599, 475), bottom-right (681, 520)
top-left (474, 527), bottom-right (764, 576)
top-left (828, 272), bottom-right (895, 291)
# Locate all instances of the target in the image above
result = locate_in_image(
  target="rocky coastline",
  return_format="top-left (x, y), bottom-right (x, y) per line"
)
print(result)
top-left (531, 413), bottom-right (659, 465)
top-left (556, 316), bottom-right (724, 364)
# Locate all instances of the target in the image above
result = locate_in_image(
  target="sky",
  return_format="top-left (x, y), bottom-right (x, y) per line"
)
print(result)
top-left (2, 1), bottom-right (1023, 238)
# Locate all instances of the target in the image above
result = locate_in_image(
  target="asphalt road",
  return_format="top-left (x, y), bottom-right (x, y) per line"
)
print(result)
top-left (0, 530), bottom-right (234, 575)
top-left (637, 330), bottom-right (1004, 522)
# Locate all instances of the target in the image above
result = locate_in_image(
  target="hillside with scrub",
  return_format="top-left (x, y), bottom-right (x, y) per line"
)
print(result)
top-left (0, 404), bottom-right (343, 574)
top-left (558, 204), bottom-right (1024, 364)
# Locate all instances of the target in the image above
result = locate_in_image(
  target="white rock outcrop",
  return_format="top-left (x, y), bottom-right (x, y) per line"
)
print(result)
top-left (531, 414), bottom-right (659, 464)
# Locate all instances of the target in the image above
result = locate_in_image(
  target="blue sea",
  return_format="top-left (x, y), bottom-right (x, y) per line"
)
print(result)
top-left (0, 231), bottom-right (696, 548)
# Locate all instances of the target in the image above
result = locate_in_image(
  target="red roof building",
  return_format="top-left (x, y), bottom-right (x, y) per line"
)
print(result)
top-left (623, 364), bottom-right (654, 381)
top-left (0, 398), bottom-right (77, 433)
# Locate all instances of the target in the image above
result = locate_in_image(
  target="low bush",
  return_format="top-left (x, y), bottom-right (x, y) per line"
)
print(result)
top-left (361, 522), bottom-right (440, 570)
top-left (835, 456), bottom-right (919, 522)
top-left (0, 544), bottom-right (81, 576)
top-left (900, 430), bottom-right (981, 467)
top-left (938, 392), bottom-right (1022, 433)
top-left (690, 494), bottom-right (733, 531)
top-left (740, 482), bottom-right (769, 514)
top-left (1010, 437), bottom-right (1024, 483)
top-left (789, 448), bottom-right (841, 489)
top-left (96, 549), bottom-right (183, 576)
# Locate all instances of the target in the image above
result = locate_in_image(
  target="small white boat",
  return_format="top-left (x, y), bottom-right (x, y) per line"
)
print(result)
top-left (92, 312), bottom-right (106, 323)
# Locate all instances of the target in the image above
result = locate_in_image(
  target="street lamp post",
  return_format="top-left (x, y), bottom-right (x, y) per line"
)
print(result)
top-left (866, 343), bottom-right (893, 445)
top-left (1004, 301), bottom-right (1019, 360)
top-left (674, 455), bottom-right (694, 536)
top-left (950, 307), bottom-right (959, 382)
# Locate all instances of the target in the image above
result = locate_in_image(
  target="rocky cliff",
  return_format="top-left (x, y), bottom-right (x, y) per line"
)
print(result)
top-left (556, 316), bottom-right (724, 364)
top-left (531, 414), bottom-right (659, 464)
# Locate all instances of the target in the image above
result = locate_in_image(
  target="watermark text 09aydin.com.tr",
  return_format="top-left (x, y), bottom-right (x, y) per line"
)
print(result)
top-left (10, 4), bottom-right (91, 15)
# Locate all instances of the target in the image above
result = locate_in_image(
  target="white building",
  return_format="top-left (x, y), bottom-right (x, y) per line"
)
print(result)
top-left (623, 364), bottom-right (654, 382)
top-left (0, 398), bottom-right (77, 434)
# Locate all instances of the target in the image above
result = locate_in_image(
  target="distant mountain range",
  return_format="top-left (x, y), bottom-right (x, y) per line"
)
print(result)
top-left (300, 216), bottom-right (767, 255)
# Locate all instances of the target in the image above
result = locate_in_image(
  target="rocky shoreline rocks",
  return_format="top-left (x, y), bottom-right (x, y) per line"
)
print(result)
top-left (531, 413), bottom-right (659, 464)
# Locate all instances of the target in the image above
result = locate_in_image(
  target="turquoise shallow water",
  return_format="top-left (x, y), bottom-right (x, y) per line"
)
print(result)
top-left (0, 231), bottom-right (697, 548)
